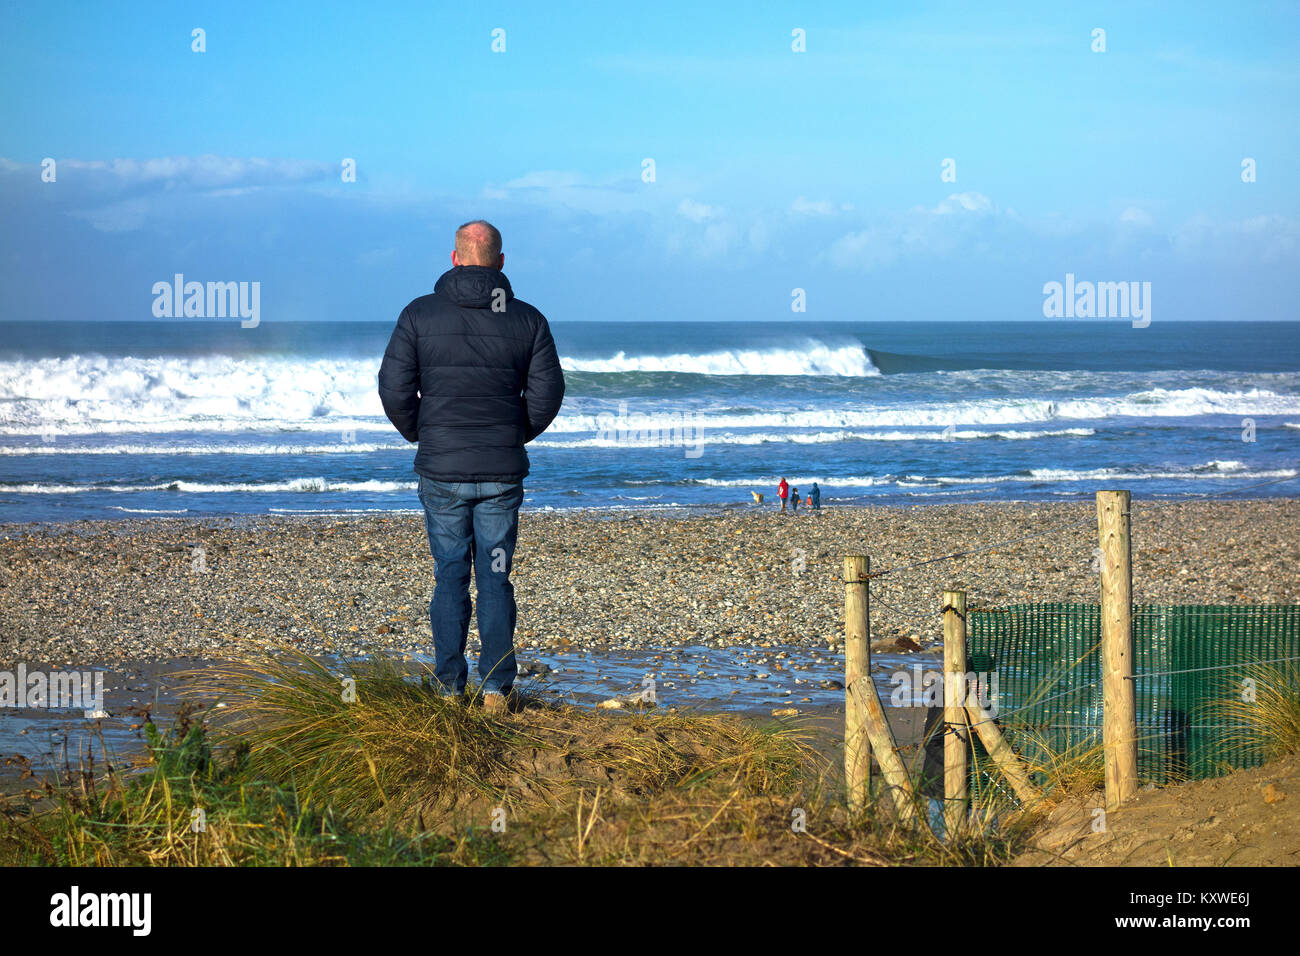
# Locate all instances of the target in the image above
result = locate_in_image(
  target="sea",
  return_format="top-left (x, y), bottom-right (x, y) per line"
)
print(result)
top-left (0, 319), bottom-right (1297, 523)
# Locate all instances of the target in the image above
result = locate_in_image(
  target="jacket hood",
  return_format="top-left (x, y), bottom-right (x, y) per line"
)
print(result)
top-left (434, 266), bottom-right (515, 309)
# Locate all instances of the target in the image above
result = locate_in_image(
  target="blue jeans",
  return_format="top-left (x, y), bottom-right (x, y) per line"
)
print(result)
top-left (417, 476), bottom-right (524, 695)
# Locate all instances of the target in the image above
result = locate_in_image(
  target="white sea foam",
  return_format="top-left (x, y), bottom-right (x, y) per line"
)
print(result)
top-left (0, 478), bottom-right (416, 494)
top-left (534, 427), bottom-right (1096, 448)
top-left (673, 463), bottom-right (1299, 488)
top-left (4, 462), bottom-right (1289, 498)
top-left (560, 342), bottom-right (878, 376)
top-left (547, 389), bottom-right (1300, 434)
top-left (0, 442), bottom-right (409, 455)
top-left (3, 354), bottom-right (1299, 438)
top-left (106, 506), bottom-right (190, 514)
top-left (0, 428), bottom-right (1098, 454)
top-left (0, 355), bottom-right (387, 434)
top-left (0, 347), bottom-right (872, 435)
top-left (268, 507), bottom-right (423, 515)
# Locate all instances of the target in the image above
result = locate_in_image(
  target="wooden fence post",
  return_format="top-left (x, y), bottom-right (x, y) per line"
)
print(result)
top-left (942, 589), bottom-right (969, 836)
top-left (965, 691), bottom-right (1043, 805)
top-left (852, 676), bottom-right (920, 826)
top-left (1097, 489), bottom-right (1138, 809)
top-left (844, 555), bottom-right (871, 811)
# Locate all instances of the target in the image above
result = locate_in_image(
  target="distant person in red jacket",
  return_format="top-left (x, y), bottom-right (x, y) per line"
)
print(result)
top-left (778, 477), bottom-right (789, 511)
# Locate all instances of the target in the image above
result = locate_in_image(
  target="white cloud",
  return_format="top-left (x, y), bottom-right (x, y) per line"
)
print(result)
top-left (1171, 212), bottom-right (1299, 263)
top-left (665, 217), bottom-right (739, 259)
top-left (67, 198), bottom-right (152, 233)
top-left (479, 169), bottom-right (646, 216)
top-left (501, 170), bottom-right (588, 190)
top-left (1120, 207), bottom-right (1154, 227)
top-left (63, 155), bottom-right (335, 189)
top-left (829, 192), bottom-right (1006, 269)
top-left (0, 154), bottom-right (340, 232)
top-left (827, 224), bottom-right (900, 270)
top-left (677, 198), bottom-right (719, 222)
top-left (791, 197), bottom-right (835, 216)
top-left (932, 191), bottom-right (995, 215)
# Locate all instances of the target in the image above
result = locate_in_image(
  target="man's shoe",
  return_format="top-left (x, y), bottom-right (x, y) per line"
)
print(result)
top-left (482, 692), bottom-right (509, 716)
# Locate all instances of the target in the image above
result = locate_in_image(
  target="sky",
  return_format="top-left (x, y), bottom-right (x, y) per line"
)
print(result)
top-left (1, 0), bottom-right (1298, 323)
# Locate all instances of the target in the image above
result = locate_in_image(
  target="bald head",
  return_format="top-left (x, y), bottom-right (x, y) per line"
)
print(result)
top-left (452, 220), bottom-right (503, 268)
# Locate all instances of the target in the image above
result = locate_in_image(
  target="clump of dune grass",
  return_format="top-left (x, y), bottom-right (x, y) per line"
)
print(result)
top-left (191, 651), bottom-right (531, 822)
top-left (1212, 662), bottom-right (1300, 763)
top-left (0, 703), bottom-right (495, 867)
top-left (187, 648), bottom-right (817, 833)
top-left (1012, 728), bottom-right (1106, 801)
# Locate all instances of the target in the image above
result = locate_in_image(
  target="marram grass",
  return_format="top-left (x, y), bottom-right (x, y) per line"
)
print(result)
top-left (1213, 662), bottom-right (1300, 763)
top-left (0, 648), bottom-right (1207, 866)
top-left (186, 649), bottom-right (815, 825)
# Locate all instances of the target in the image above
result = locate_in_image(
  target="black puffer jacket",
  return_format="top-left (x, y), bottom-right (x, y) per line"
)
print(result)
top-left (378, 266), bottom-right (565, 482)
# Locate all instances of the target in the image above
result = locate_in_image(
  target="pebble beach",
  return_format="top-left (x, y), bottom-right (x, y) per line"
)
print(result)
top-left (2, 499), bottom-right (1297, 665)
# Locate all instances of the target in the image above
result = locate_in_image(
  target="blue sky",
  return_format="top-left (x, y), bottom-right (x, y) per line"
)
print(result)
top-left (2, 0), bottom-right (1298, 322)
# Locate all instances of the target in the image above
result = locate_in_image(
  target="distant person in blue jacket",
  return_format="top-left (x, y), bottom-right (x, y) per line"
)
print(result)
top-left (810, 482), bottom-right (821, 510)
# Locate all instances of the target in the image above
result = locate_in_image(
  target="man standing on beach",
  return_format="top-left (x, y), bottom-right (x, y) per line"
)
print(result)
top-left (378, 220), bottom-right (565, 714)
top-left (778, 477), bottom-right (789, 512)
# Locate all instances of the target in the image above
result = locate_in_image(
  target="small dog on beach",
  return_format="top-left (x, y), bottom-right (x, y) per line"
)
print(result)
top-left (750, 491), bottom-right (765, 505)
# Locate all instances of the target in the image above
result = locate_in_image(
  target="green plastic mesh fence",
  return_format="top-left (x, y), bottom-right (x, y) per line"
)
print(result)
top-left (967, 604), bottom-right (1300, 786)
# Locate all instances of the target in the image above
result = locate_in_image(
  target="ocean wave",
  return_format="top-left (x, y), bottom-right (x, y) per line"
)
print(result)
top-left (0, 346), bottom-right (876, 434)
top-left (3, 353), bottom-right (1299, 437)
top-left (0, 355), bottom-right (388, 433)
top-left (0, 479), bottom-right (417, 494)
top-left (560, 342), bottom-right (878, 376)
top-left (638, 463), bottom-right (1299, 488)
top-left (106, 506), bottom-right (190, 514)
top-left (4, 464), bottom-right (1291, 498)
top-left (0, 442), bottom-right (410, 455)
top-left (268, 507), bottom-right (423, 514)
top-left (0, 419), bottom-right (391, 437)
top-left (533, 427), bottom-right (1095, 448)
top-left (0, 429), bottom-right (1093, 455)
top-left (547, 388), bottom-right (1300, 433)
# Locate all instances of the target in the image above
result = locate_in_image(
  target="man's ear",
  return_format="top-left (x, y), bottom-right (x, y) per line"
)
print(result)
top-left (451, 250), bottom-right (460, 266)
top-left (497, 253), bottom-right (505, 270)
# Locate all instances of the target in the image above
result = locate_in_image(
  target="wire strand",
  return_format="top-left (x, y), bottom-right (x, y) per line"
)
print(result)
top-left (1124, 654), bottom-right (1300, 679)
top-left (857, 515), bottom-right (1095, 581)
